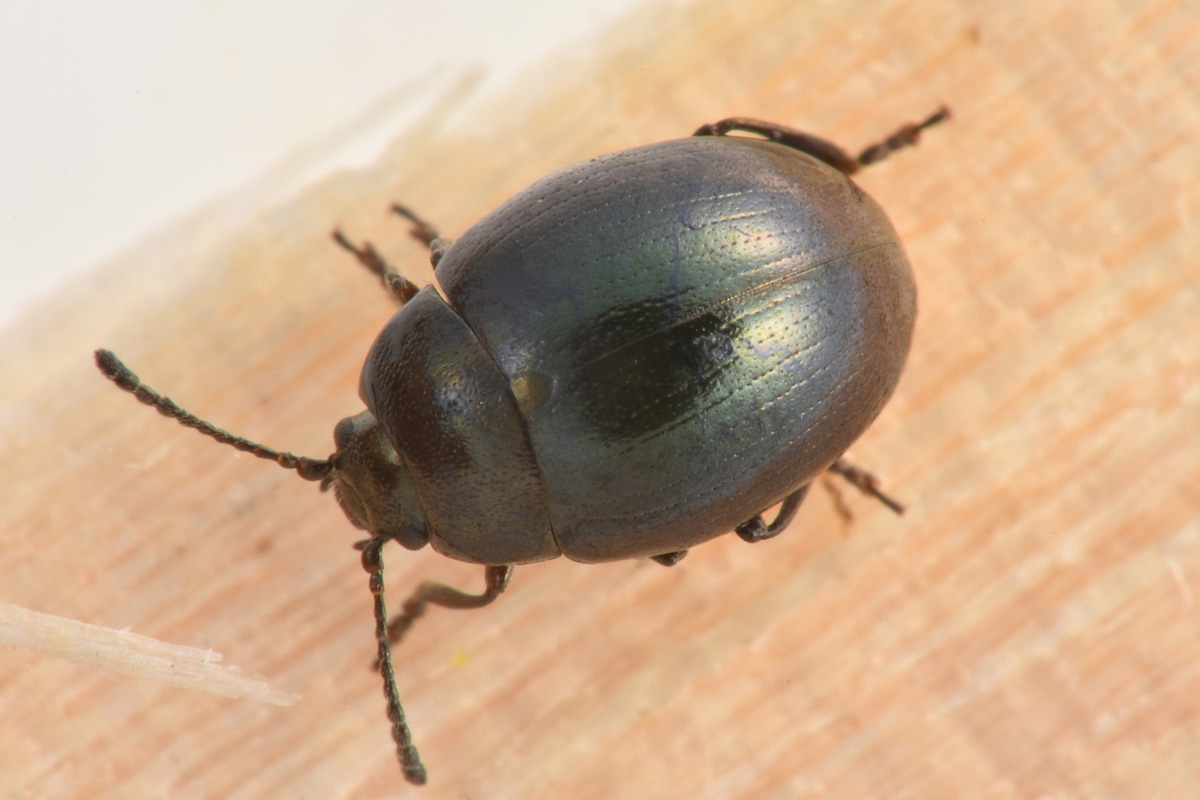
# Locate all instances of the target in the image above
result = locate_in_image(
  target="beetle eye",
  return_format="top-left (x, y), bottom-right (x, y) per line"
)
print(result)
top-left (386, 524), bottom-right (428, 551)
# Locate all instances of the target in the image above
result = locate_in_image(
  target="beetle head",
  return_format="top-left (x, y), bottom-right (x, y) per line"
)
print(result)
top-left (330, 411), bottom-right (429, 551)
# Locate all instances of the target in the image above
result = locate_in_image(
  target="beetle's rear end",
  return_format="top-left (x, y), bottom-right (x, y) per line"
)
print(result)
top-left (430, 136), bottom-right (915, 562)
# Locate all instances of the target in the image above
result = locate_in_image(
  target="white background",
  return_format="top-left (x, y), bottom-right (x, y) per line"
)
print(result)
top-left (0, 1), bottom-right (647, 324)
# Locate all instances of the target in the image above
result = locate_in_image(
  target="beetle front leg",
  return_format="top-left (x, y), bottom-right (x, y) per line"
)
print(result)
top-left (385, 564), bottom-right (513, 646)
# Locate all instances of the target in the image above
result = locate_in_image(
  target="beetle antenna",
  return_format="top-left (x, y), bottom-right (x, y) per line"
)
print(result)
top-left (94, 349), bottom-right (333, 484)
top-left (358, 537), bottom-right (428, 785)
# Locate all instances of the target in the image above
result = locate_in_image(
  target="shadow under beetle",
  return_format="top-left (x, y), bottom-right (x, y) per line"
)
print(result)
top-left (96, 106), bottom-right (948, 785)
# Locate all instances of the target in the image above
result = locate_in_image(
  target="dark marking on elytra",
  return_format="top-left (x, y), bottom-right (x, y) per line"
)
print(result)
top-left (561, 300), bottom-right (741, 441)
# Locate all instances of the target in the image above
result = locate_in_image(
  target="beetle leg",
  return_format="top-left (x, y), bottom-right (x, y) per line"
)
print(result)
top-left (650, 550), bottom-right (688, 566)
top-left (693, 106), bottom-right (950, 176)
top-left (385, 565), bottom-right (513, 646)
top-left (391, 204), bottom-right (452, 267)
top-left (694, 117), bottom-right (861, 175)
top-left (330, 229), bottom-right (421, 305)
top-left (820, 471), bottom-right (855, 524)
top-left (856, 107), bottom-right (951, 168)
top-left (826, 457), bottom-right (905, 515)
top-left (735, 484), bottom-right (812, 543)
top-left (389, 203), bottom-right (441, 247)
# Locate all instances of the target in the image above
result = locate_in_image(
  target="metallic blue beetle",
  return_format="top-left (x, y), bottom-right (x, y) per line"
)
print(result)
top-left (97, 107), bottom-right (947, 785)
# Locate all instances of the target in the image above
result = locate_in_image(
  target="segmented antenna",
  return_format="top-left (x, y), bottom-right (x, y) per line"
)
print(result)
top-left (358, 538), bottom-right (428, 785)
top-left (94, 349), bottom-right (333, 484)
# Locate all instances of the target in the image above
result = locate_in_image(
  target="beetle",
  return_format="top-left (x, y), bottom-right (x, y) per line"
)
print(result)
top-left (96, 106), bottom-right (947, 785)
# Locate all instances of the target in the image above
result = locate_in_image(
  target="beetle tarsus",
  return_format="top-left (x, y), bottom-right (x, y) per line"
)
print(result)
top-left (856, 105), bottom-right (952, 168)
top-left (391, 204), bottom-right (451, 267)
top-left (391, 203), bottom-right (441, 247)
top-left (827, 458), bottom-right (905, 515)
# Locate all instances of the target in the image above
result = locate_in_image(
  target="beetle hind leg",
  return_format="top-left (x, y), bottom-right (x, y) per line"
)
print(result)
top-left (736, 484), bottom-right (812, 543)
top-left (735, 457), bottom-right (905, 544)
top-left (385, 564), bottom-right (514, 646)
top-left (825, 457), bottom-right (905, 515)
top-left (694, 118), bottom-right (861, 175)
top-left (694, 106), bottom-right (950, 176)
top-left (856, 107), bottom-right (951, 168)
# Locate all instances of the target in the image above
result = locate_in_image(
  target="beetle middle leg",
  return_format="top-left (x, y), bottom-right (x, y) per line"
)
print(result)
top-left (694, 106), bottom-right (950, 176)
top-left (384, 564), bottom-right (513, 646)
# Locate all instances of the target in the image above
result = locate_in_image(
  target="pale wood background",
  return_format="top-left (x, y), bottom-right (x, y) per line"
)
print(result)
top-left (3, 0), bottom-right (1199, 797)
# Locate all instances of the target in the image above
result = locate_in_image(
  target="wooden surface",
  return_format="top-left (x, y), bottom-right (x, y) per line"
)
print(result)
top-left (4, 1), bottom-right (1199, 797)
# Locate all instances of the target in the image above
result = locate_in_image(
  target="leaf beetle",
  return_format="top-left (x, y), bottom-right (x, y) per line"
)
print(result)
top-left (96, 106), bottom-right (948, 785)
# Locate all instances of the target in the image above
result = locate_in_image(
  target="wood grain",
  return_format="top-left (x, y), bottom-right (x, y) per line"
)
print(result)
top-left (3, 0), bottom-right (1198, 797)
